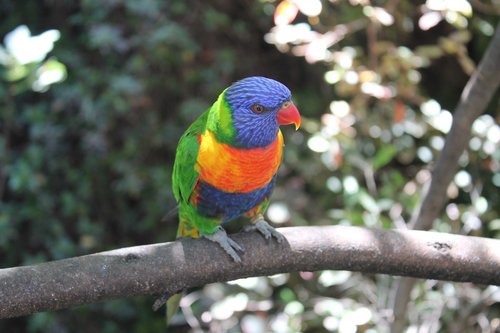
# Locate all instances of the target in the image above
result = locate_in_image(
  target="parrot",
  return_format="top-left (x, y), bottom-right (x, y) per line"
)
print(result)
top-left (166, 76), bottom-right (301, 323)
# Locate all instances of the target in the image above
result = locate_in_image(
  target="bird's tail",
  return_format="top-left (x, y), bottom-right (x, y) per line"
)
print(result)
top-left (165, 218), bottom-right (192, 327)
top-left (166, 206), bottom-right (199, 327)
top-left (176, 205), bottom-right (200, 238)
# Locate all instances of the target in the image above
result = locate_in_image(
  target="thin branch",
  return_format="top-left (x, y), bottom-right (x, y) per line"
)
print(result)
top-left (411, 24), bottom-right (500, 230)
top-left (391, 25), bottom-right (500, 333)
top-left (1, 226), bottom-right (499, 319)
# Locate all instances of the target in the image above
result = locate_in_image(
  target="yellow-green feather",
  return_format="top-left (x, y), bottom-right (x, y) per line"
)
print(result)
top-left (206, 90), bottom-right (236, 145)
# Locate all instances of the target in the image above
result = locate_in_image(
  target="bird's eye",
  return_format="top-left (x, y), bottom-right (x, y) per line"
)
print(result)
top-left (252, 104), bottom-right (265, 114)
top-left (282, 101), bottom-right (291, 109)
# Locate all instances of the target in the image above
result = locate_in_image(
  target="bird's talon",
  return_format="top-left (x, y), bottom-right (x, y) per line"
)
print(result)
top-left (202, 227), bottom-right (244, 262)
top-left (244, 219), bottom-right (284, 243)
top-left (228, 236), bottom-right (245, 253)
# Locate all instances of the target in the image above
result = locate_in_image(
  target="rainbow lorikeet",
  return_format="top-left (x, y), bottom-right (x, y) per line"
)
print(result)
top-left (171, 76), bottom-right (300, 262)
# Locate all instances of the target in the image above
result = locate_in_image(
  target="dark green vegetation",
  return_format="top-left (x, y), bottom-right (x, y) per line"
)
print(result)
top-left (1, 0), bottom-right (498, 332)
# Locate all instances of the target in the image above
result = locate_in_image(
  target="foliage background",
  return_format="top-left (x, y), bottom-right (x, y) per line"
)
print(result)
top-left (0, 0), bottom-right (498, 332)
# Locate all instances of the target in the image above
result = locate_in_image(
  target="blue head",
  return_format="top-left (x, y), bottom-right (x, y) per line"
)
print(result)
top-left (223, 76), bottom-right (300, 148)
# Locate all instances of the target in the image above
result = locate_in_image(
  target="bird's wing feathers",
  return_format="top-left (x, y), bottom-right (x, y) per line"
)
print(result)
top-left (172, 111), bottom-right (208, 203)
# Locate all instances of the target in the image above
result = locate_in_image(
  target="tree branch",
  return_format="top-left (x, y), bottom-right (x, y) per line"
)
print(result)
top-left (1, 226), bottom-right (499, 319)
top-left (391, 24), bottom-right (500, 333)
top-left (411, 24), bottom-right (500, 230)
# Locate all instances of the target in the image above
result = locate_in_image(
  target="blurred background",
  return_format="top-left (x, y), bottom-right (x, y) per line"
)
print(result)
top-left (0, 0), bottom-right (499, 332)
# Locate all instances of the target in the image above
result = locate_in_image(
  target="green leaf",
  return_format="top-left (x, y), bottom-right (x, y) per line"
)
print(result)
top-left (5, 63), bottom-right (29, 81)
top-left (359, 191), bottom-right (380, 214)
top-left (373, 145), bottom-right (397, 170)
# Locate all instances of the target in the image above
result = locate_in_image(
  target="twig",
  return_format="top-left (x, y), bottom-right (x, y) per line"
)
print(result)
top-left (1, 225), bottom-right (499, 319)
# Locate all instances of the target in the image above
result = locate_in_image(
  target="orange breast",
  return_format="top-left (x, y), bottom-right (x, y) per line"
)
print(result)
top-left (196, 130), bottom-right (283, 193)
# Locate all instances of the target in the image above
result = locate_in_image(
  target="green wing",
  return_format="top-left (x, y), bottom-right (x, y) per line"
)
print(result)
top-left (172, 111), bottom-right (209, 203)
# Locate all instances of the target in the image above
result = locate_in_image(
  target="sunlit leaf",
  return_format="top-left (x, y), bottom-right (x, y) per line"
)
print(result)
top-left (373, 7), bottom-right (394, 26)
top-left (419, 11), bottom-right (443, 31)
top-left (359, 192), bottom-right (379, 214)
top-left (361, 82), bottom-right (394, 99)
top-left (314, 299), bottom-right (344, 316)
top-left (32, 58), bottom-right (67, 92)
top-left (295, 0), bottom-right (322, 17)
top-left (4, 25), bottom-right (60, 65)
top-left (284, 301), bottom-right (304, 315)
top-left (308, 134), bottom-right (330, 152)
top-left (343, 176), bottom-right (359, 195)
top-left (490, 219), bottom-right (500, 231)
top-left (5, 63), bottom-right (29, 81)
top-left (318, 270), bottom-right (352, 287)
top-left (274, 1), bottom-right (299, 26)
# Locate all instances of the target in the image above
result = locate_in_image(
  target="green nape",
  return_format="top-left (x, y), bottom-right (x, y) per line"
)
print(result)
top-left (206, 90), bottom-right (236, 145)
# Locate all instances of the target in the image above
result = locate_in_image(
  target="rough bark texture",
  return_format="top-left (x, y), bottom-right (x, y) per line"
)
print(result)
top-left (1, 226), bottom-right (499, 319)
top-left (390, 25), bottom-right (500, 333)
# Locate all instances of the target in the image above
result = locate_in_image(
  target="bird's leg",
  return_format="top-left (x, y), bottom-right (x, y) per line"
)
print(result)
top-left (202, 226), bottom-right (244, 263)
top-left (243, 214), bottom-right (285, 243)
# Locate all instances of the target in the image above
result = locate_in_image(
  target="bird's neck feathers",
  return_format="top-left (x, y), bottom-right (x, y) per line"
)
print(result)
top-left (206, 90), bottom-right (237, 146)
top-left (206, 90), bottom-right (280, 149)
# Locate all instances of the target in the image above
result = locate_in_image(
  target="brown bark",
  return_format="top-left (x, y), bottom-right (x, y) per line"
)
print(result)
top-left (1, 226), bottom-right (499, 319)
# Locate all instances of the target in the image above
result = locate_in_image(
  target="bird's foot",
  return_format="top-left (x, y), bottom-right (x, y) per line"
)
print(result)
top-left (202, 226), bottom-right (244, 263)
top-left (244, 216), bottom-right (285, 243)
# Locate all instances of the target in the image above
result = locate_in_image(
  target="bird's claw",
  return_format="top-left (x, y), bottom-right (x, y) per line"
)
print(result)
top-left (243, 219), bottom-right (285, 243)
top-left (202, 226), bottom-right (244, 263)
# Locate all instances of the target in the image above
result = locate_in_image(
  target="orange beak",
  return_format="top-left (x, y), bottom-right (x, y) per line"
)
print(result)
top-left (277, 102), bottom-right (301, 130)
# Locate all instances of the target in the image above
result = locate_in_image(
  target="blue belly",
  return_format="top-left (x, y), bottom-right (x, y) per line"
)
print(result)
top-left (195, 176), bottom-right (276, 222)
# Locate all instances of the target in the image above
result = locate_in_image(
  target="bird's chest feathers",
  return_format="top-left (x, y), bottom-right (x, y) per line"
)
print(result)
top-left (196, 130), bottom-right (283, 193)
